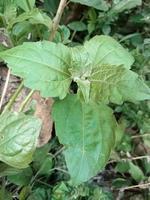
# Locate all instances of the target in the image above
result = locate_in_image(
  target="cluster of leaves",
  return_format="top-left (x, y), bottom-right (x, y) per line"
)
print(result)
top-left (0, 0), bottom-right (150, 199)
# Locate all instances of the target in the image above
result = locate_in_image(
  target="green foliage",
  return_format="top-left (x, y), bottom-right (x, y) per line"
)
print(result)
top-left (52, 94), bottom-right (118, 184)
top-left (0, 41), bottom-right (71, 98)
top-left (70, 0), bottom-right (109, 11)
top-left (0, 33), bottom-right (150, 184)
top-left (0, 112), bottom-right (41, 168)
top-left (0, 0), bottom-right (150, 198)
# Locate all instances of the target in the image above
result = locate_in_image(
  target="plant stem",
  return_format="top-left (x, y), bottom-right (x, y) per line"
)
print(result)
top-left (2, 81), bottom-right (24, 114)
top-left (120, 182), bottom-right (150, 191)
top-left (131, 133), bottom-right (150, 139)
top-left (108, 155), bottom-right (150, 164)
top-left (49, 0), bottom-right (67, 41)
top-left (19, 90), bottom-right (34, 112)
top-left (0, 69), bottom-right (11, 112)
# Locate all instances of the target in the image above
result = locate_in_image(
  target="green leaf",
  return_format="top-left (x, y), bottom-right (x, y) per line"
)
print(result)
top-left (88, 64), bottom-right (150, 104)
top-left (71, 36), bottom-right (150, 104)
top-left (0, 112), bottom-right (41, 168)
top-left (0, 187), bottom-right (12, 200)
top-left (70, 0), bottom-right (109, 11)
top-left (7, 167), bottom-right (33, 186)
top-left (0, 0), bottom-right (17, 25)
top-left (15, 0), bottom-right (35, 11)
top-left (110, 0), bottom-right (142, 14)
top-left (83, 35), bottom-right (134, 69)
top-left (0, 41), bottom-right (71, 99)
top-left (52, 95), bottom-right (117, 184)
top-left (129, 162), bottom-right (145, 182)
top-left (68, 21), bottom-right (87, 32)
top-left (8, 8), bottom-right (52, 29)
top-left (0, 163), bottom-right (22, 177)
top-left (33, 156), bottom-right (53, 176)
top-left (27, 188), bottom-right (50, 200)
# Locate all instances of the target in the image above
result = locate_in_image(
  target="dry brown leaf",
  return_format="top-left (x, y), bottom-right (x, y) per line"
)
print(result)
top-left (33, 92), bottom-right (54, 147)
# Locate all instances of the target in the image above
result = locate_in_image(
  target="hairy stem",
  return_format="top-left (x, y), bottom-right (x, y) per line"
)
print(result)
top-left (0, 69), bottom-right (11, 112)
top-left (19, 90), bottom-right (34, 112)
top-left (49, 0), bottom-right (67, 41)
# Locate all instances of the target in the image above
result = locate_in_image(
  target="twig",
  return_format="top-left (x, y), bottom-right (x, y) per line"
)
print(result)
top-left (0, 69), bottom-right (11, 111)
top-left (49, 0), bottom-right (67, 41)
top-left (120, 182), bottom-right (150, 191)
top-left (2, 81), bottom-right (24, 113)
top-left (19, 90), bottom-right (34, 112)
top-left (131, 133), bottom-right (150, 139)
top-left (108, 155), bottom-right (150, 164)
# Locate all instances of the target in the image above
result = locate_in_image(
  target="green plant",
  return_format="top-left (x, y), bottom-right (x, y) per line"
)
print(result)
top-left (0, 0), bottom-right (150, 189)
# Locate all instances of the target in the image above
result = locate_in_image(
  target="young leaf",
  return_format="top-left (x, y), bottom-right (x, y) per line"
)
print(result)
top-left (70, 0), bottom-right (109, 11)
top-left (71, 36), bottom-right (150, 104)
top-left (52, 95), bottom-right (117, 184)
top-left (0, 41), bottom-right (72, 99)
top-left (0, 112), bottom-right (41, 168)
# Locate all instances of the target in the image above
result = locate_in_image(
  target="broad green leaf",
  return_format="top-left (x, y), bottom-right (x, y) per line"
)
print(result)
top-left (88, 64), bottom-right (150, 104)
top-left (15, 0), bottom-right (35, 12)
top-left (52, 95), bottom-right (117, 184)
top-left (0, 112), bottom-right (41, 168)
top-left (71, 36), bottom-right (150, 104)
top-left (70, 0), bottom-right (109, 11)
top-left (83, 35), bottom-right (134, 69)
top-left (110, 0), bottom-right (142, 14)
top-left (0, 41), bottom-right (71, 99)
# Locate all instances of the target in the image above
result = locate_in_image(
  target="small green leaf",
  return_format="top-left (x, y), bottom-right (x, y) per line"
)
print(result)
top-left (68, 21), bottom-right (87, 32)
top-left (0, 187), bottom-right (12, 200)
top-left (7, 167), bottom-right (33, 186)
top-left (8, 8), bottom-right (52, 29)
top-left (0, 112), bottom-right (41, 168)
top-left (70, 0), bottom-right (109, 11)
top-left (15, 0), bottom-right (35, 12)
top-left (27, 188), bottom-right (50, 200)
top-left (129, 162), bottom-right (145, 182)
top-left (33, 156), bottom-right (53, 176)
top-left (115, 161), bottom-right (130, 173)
top-left (52, 95), bottom-right (118, 184)
top-left (0, 163), bottom-right (22, 177)
top-left (0, 41), bottom-right (72, 99)
top-left (112, 178), bottom-right (131, 188)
